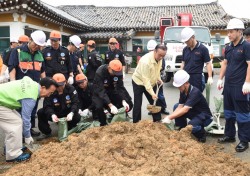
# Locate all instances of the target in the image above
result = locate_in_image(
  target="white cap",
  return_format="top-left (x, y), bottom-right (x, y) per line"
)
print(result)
top-left (10, 37), bottom-right (18, 43)
top-left (69, 35), bottom-right (81, 48)
top-left (147, 40), bottom-right (157, 51)
top-left (31, 30), bottom-right (46, 46)
top-left (181, 27), bottom-right (195, 42)
top-left (46, 39), bottom-right (51, 46)
top-left (227, 18), bottom-right (244, 30)
top-left (224, 36), bottom-right (230, 45)
top-left (173, 70), bottom-right (190, 87)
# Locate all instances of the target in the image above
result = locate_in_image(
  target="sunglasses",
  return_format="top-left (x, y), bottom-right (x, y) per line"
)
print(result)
top-left (109, 42), bottom-right (117, 45)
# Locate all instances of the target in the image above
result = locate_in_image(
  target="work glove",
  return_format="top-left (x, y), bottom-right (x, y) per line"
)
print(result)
top-left (217, 79), bottom-right (223, 90)
top-left (161, 116), bottom-right (172, 124)
top-left (51, 114), bottom-right (59, 122)
top-left (122, 100), bottom-right (130, 112)
top-left (25, 137), bottom-right (34, 145)
top-left (81, 65), bottom-right (84, 71)
top-left (68, 76), bottom-right (74, 85)
top-left (66, 112), bottom-right (74, 121)
top-left (207, 77), bottom-right (213, 85)
top-left (242, 82), bottom-right (250, 94)
top-left (110, 105), bottom-right (118, 114)
top-left (79, 109), bottom-right (89, 117)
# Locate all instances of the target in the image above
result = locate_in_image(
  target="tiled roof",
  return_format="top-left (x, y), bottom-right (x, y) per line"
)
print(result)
top-left (79, 29), bottom-right (136, 39)
top-left (59, 2), bottom-right (250, 31)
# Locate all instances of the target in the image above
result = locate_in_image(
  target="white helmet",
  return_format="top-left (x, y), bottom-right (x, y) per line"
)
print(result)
top-left (227, 18), bottom-right (244, 30)
top-left (46, 39), bottom-right (51, 46)
top-left (181, 27), bottom-right (195, 42)
top-left (224, 36), bottom-right (230, 45)
top-left (31, 30), bottom-right (46, 46)
top-left (147, 40), bottom-right (157, 51)
top-left (10, 37), bottom-right (18, 43)
top-left (173, 70), bottom-right (190, 87)
top-left (69, 35), bottom-right (81, 48)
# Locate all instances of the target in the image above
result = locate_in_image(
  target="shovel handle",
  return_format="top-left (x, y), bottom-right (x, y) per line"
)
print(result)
top-left (153, 83), bottom-right (163, 105)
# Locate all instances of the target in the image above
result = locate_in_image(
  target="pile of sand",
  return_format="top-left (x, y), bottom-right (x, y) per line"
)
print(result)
top-left (2, 121), bottom-right (250, 176)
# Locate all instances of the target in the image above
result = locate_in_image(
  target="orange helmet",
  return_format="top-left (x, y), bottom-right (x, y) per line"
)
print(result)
top-left (52, 73), bottom-right (66, 86)
top-left (109, 60), bottom-right (123, 76)
top-left (18, 35), bottom-right (29, 42)
top-left (87, 40), bottom-right (96, 47)
top-left (75, 73), bottom-right (87, 83)
top-left (109, 38), bottom-right (117, 44)
top-left (50, 30), bottom-right (61, 40)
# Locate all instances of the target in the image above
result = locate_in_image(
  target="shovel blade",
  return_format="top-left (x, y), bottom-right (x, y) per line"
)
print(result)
top-left (147, 104), bottom-right (161, 113)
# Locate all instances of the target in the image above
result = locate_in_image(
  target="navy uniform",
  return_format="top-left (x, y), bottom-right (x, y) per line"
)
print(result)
top-left (175, 85), bottom-right (212, 141)
top-left (2, 47), bottom-right (12, 67)
top-left (37, 84), bottom-right (80, 135)
top-left (76, 83), bottom-right (94, 111)
top-left (104, 48), bottom-right (126, 66)
top-left (86, 50), bottom-right (102, 82)
top-left (92, 65), bottom-right (133, 126)
top-left (8, 44), bottom-right (45, 131)
top-left (222, 38), bottom-right (250, 145)
top-left (42, 46), bottom-right (73, 79)
top-left (182, 41), bottom-right (210, 92)
top-left (70, 51), bottom-right (80, 76)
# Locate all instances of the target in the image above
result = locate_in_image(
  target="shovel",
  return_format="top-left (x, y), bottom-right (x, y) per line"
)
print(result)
top-left (147, 82), bottom-right (163, 113)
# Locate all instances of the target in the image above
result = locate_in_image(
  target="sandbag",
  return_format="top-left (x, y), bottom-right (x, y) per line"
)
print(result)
top-left (58, 118), bottom-right (68, 142)
top-left (110, 107), bottom-right (128, 123)
top-left (214, 96), bottom-right (224, 118)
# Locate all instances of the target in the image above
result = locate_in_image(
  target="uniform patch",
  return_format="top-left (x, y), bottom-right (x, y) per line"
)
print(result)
top-left (89, 56), bottom-right (91, 59)
top-left (73, 90), bottom-right (77, 94)
top-left (66, 95), bottom-right (70, 100)
top-left (106, 54), bottom-right (109, 58)
top-left (53, 98), bottom-right (58, 103)
top-left (47, 53), bottom-right (51, 57)
top-left (104, 79), bottom-right (108, 83)
top-left (61, 53), bottom-right (65, 57)
top-left (113, 77), bottom-right (118, 81)
top-left (115, 54), bottom-right (119, 58)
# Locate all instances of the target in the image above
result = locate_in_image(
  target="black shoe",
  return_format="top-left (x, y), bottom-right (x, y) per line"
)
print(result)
top-left (31, 128), bottom-right (40, 137)
top-left (161, 108), bottom-right (170, 115)
top-left (235, 142), bottom-right (249, 152)
top-left (197, 135), bottom-right (206, 143)
top-left (36, 133), bottom-right (52, 141)
top-left (6, 153), bottom-right (31, 162)
top-left (218, 136), bottom-right (236, 143)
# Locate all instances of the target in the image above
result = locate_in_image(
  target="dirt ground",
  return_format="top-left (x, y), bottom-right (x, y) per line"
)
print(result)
top-left (1, 121), bottom-right (250, 176)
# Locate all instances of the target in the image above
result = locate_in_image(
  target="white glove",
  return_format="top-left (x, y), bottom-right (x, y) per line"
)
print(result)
top-left (79, 109), bottom-right (89, 117)
top-left (122, 100), bottom-right (130, 112)
top-left (0, 75), bottom-right (7, 84)
top-left (161, 116), bottom-right (172, 124)
top-left (110, 105), bottom-right (118, 114)
top-left (217, 79), bottom-right (223, 90)
top-left (25, 137), bottom-right (34, 145)
top-left (242, 82), bottom-right (250, 94)
top-left (68, 76), bottom-right (74, 85)
top-left (123, 71), bottom-right (125, 79)
top-left (51, 114), bottom-right (59, 122)
top-left (66, 112), bottom-right (74, 121)
top-left (207, 77), bottom-right (213, 85)
top-left (81, 66), bottom-right (84, 70)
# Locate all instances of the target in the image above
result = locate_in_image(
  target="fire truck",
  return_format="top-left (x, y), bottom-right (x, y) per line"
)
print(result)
top-left (158, 13), bottom-right (214, 82)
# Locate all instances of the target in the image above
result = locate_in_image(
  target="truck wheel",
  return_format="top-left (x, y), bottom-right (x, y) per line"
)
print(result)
top-left (165, 72), bottom-right (173, 83)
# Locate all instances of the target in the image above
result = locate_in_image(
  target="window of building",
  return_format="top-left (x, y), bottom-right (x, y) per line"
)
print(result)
top-left (0, 26), bottom-right (10, 54)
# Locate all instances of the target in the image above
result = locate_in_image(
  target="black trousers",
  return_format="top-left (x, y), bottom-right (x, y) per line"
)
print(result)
top-left (132, 80), bottom-right (161, 123)
top-left (37, 108), bottom-right (80, 135)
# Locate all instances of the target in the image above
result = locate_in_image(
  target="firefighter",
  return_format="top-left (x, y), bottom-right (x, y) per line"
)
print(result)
top-left (77, 43), bottom-right (85, 70)
top-left (132, 44), bottom-right (167, 123)
top-left (75, 73), bottom-right (96, 118)
top-left (105, 38), bottom-right (126, 77)
top-left (0, 37), bottom-right (18, 82)
top-left (8, 30), bottom-right (47, 137)
top-left (86, 40), bottom-right (102, 82)
top-left (217, 18), bottom-right (250, 152)
top-left (243, 27), bottom-right (250, 42)
top-left (42, 30), bottom-right (74, 84)
top-left (37, 73), bottom-right (80, 141)
top-left (180, 27), bottom-right (213, 92)
top-left (0, 76), bottom-right (57, 162)
top-left (67, 35), bottom-right (82, 79)
top-left (92, 60), bottom-right (133, 126)
top-left (162, 70), bottom-right (213, 143)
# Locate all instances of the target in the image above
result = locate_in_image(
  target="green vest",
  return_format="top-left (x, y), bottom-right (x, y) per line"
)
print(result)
top-left (19, 49), bottom-right (44, 62)
top-left (0, 76), bottom-right (39, 109)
